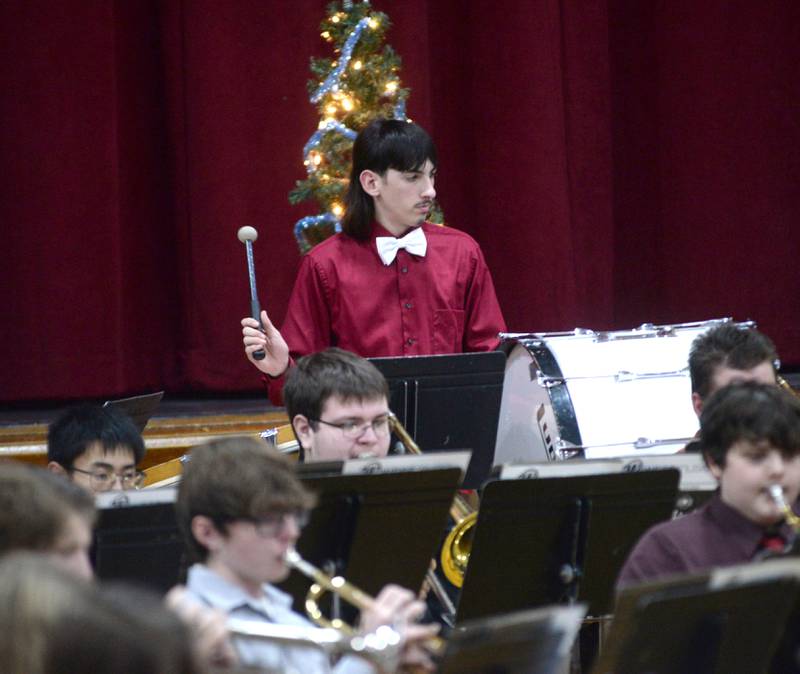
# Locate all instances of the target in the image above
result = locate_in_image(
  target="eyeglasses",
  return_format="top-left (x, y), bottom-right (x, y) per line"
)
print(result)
top-left (311, 414), bottom-right (391, 439)
top-left (239, 511), bottom-right (310, 538)
top-left (71, 467), bottom-right (145, 491)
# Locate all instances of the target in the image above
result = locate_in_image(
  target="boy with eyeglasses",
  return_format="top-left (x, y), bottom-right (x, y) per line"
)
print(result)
top-left (177, 436), bottom-right (437, 673)
top-left (47, 404), bottom-right (146, 494)
top-left (284, 348), bottom-right (393, 462)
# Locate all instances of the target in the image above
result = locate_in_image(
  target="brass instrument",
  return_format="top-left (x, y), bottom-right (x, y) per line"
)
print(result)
top-left (227, 617), bottom-right (402, 672)
top-left (769, 485), bottom-right (800, 530)
top-left (388, 413), bottom-right (476, 588)
top-left (778, 375), bottom-right (800, 399)
top-left (285, 549), bottom-right (446, 657)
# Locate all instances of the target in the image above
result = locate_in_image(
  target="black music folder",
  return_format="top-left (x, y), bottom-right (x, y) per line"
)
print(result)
top-left (592, 560), bottom-right (800, 674)
top-left (369, 351), bottom-right (506, 489)
top-left (103, 391), bottom-right (164, 433)
top-left (440, 604), bottom-right (586, 674)
top-left (279, 467), bottom-right (462, 621)
top-left (456, 469), bottom-right (680, 622)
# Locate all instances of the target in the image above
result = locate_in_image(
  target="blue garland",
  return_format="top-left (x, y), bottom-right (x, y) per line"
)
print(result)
top-left (294, 213), bottom-right (341, 248)
top-left (311, 17), bottom-right (370, 104)
top-left (302, 120), bottom-right (358, 174)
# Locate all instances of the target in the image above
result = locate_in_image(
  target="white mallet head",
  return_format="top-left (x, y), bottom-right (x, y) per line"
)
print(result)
top-left (237, 226), bottom-right (258, 243)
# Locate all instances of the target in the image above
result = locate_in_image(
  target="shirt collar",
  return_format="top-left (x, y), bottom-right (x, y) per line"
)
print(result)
top-left (186, 564), bottom-right (293, 616)
top-left (706, 493), bottom-right (794, 558)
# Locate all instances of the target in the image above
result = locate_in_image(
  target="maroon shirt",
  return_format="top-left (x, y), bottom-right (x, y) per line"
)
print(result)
top-left (265, 222), bottom-right (506, 404)
top-left (616, 493), bottom-right (794, 589)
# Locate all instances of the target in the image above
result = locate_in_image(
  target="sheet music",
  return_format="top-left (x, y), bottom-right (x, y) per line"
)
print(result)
top-left (620, 454), bottom-right (716, 491)
top-left (96, 486), bottom-right (177, 509)
top-left (499, 460), bottom-right (624, 480)
top-left (342, 451), bottom-right (471, 476)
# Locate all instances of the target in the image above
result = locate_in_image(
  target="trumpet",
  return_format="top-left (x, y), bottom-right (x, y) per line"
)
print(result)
top-left (388, 413), bottom-right (477, 589)
top-left (227, 617), bottom-right (402, 672)
top-left (285, 549), bottom-right (446, 658)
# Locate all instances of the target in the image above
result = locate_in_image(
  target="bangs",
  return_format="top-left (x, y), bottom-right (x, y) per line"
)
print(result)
top-left (363, 120), bottom-right (437, 174)
top-left (379, 134), bottom-right (436, 173)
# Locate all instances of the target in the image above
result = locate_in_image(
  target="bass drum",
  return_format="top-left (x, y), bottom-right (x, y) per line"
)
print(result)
top-left (494, 319), bottom-right (741, 462)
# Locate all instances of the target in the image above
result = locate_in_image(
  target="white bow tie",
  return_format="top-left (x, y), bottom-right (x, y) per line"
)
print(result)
top-left (375, 227), bottom-right (428, 266)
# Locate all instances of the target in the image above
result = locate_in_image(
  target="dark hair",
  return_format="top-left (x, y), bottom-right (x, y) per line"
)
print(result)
top-left (700, 382), bottom-right (800, 468)
top-left (284, 348), bottom-right (389, 426)
top-left (47, 404), bottom-right (146, 470)
top-left (340, 118), bottom-right (437, 240)
top-left (176, 437), bottom-right (315, 562)
top-left (689, 324), bottom-right (777, 398)
top-left (0, 464), bottom-right (96, 556)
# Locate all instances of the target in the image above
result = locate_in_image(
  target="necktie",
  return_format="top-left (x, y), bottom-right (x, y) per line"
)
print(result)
top-left (375, 227), bottom-right (428, 266)
top-left (758, 528), bottom-right (787, 554)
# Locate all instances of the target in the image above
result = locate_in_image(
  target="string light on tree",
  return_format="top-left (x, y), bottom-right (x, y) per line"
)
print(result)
top-left (289, 0), bottom-right (443, 253)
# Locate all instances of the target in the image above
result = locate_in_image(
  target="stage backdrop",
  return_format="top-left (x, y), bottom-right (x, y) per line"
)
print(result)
top-left (1, 0), bottom-right (798, 403)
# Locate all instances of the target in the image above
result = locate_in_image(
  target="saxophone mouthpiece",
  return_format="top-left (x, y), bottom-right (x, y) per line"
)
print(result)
top-left (769, 484), bottom-right (788, 509)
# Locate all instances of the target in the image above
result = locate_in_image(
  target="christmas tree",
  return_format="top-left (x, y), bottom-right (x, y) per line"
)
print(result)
top-left (289, 1), bottom-right (433, 253)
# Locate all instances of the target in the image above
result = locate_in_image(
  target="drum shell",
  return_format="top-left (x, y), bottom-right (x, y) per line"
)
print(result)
top-left (494, 324), bottom-right (712, 462)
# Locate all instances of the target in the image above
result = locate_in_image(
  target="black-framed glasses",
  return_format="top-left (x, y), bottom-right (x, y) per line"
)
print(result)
top-left (311, 413), bottom-right (391, 439)
top-left (71, 467), bottom-right (145, 491)
top-left (239, 511), bottom-right (310, 538)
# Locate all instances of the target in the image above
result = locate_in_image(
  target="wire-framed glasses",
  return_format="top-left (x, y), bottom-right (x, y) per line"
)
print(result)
top-left (311, 413), bottom-right (391, 439)
top-left (71, 467), bottom-right (146, 491)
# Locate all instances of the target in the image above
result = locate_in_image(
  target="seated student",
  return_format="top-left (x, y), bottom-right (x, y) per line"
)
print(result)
top-left (47, 404), bottom-right (146, 494)
top-left (617, 382), bottom-right (800, 589)
top-left (283, 348), bottom-right (392, 462)
top-left (684, 324), bottom-right (780, 452)
top-left (176, 436), bottom-right (438, 674)
top-left (0, 463), bottom-right (96, 579)
top-left (0, 553), bottom-right (203, 674)
top-left (0, 464), bottom-right (234, 668)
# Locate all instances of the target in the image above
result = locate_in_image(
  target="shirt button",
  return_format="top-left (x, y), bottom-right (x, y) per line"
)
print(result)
top-left (407, 338), bottom-right (414, 345)
top-left (405, 302), bottom-right (413, 309)
top-left (400, 266), bottom-right (408, 274)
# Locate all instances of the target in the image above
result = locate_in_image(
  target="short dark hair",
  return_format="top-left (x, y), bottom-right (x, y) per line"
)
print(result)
top-left (689, 324), bottom-right (777, 398)
top-left (341, 118), bottom-right (438, 240)
top-left (700, 382), bottom-right (800, 468)
top-left (48, 404), bottom-right (146, 470)
top-left (176, 437), bottom-right (315, 563)
top-left (284, 348), bottom-right (389, 425)
top-left (0, 464), bottom-right (96, 556)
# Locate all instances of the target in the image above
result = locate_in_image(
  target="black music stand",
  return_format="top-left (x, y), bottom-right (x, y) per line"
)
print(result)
top-left (279, 468), bottom-right (461, 621)
top-left (440, 604), bottom-right (587, 674)
top-left (456, 469), bottom-right (680, 622)
top-left (369, 351), bottom-right (506, 489)
top-left (103, 391), bottom-right (164, 433)
top-left (592, 567), bottom-right (800, 674)
top-left (92, 488), bottom-right (183, 594)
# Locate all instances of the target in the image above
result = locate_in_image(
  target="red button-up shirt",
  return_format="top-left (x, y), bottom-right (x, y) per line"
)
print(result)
top-left (265, 221), bottom-right (506, 404)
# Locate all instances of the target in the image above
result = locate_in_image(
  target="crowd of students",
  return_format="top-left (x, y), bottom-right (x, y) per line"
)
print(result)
top-left (3, 117), bottom-right (800, 672)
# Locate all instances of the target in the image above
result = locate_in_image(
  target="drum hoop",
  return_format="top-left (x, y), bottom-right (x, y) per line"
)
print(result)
top-left (524, 342), bottom-right (582, 451)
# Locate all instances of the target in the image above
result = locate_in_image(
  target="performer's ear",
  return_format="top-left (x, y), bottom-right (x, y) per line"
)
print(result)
top-left (359, 169), bottom-right (381, 196)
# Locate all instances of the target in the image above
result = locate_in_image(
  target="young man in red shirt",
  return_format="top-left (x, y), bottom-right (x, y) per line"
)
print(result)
top-left (242, 119), bottom-right (505, 404)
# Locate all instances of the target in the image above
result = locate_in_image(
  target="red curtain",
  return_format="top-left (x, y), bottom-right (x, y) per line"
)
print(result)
top-left (1, 0), bottom-right (798, 403)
